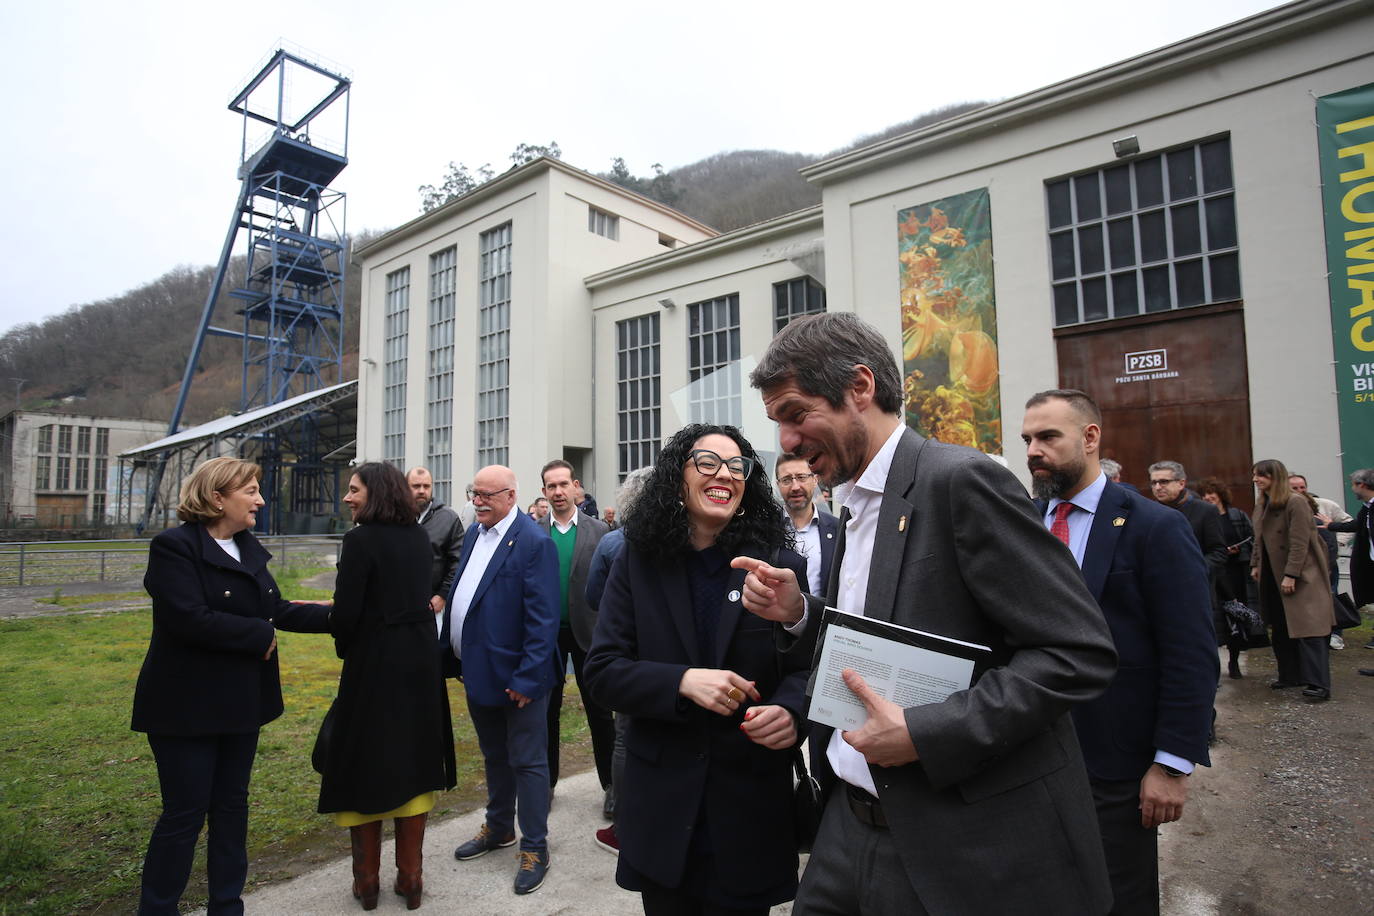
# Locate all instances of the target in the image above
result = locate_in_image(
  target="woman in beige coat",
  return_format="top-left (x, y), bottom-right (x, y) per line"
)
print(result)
top-left (1250, 458), bottom-right (1335, 700)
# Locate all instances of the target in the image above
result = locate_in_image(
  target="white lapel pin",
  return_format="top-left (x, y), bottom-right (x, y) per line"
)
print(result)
top-left (898, 515), bottom-right (907, 532)
top-left (728, 589), bottom-right (741, 603)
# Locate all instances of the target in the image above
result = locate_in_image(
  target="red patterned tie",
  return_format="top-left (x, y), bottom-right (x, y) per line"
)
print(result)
top-left (1051, 502), bottom-right (1074, 545)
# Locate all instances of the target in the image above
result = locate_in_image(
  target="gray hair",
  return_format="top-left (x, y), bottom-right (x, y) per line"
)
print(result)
top-left (1351, 468), bottom-right (1374, 489)
top-left (615, 467), bottom-right (654, 524)
top-left (1148, 460), bottom-right (1186, 481)
top-left (749, 313), bottom-right (904, 414)
top-left (1100, 458), bottom-right (1122, 479)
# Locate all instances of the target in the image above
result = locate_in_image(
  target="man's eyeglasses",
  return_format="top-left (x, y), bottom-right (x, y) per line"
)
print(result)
top-left (688, 449), bottom-right (755, 480)
top-left (1149, 478), bottom-right (1181, 488)
top-left (473, 487), bottom-right (513, 502)
top-left (777, 473), bottom-right (816, 487)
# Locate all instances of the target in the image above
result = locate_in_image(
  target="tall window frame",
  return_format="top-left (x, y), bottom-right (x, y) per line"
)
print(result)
top-left (58, 425), bottom-right (72, 454)
top-left (773, 276), bottom-right (826, 333)
top-left (38, 425), bottom-right (53, 453)
top-left (426, 248), bottom-right (457, 504)
top-left (588, 206), bottom-right (619, 240)
top-left (383, 267), bottom-right (411, 468)
top-left (476, 223), bottom-right (513, 468)
top-left (1046, 136), bottom-right (1240, 326)
top-left (77, 427), bottom-right (91, 454)
top-left (616, 313), bottom-right (661, 480)
top-left (35, 456), bottom-right (50, 490)
top-left (687, 294), bottom-right (742, 426)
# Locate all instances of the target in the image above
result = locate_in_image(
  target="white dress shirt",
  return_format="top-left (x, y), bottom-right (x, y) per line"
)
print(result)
top-left (449, 507), bottom-right (519, 660)
top-left (550, 508), bottom-right (579, 535)
top-left (824, 421), bottom-right (906, 796)
top-left (788, 509), bottom-right (824, 595)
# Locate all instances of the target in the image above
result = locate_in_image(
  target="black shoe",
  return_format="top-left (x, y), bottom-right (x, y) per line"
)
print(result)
top-left (1228, 658), bottom-right (1243, 679)
top-left (454, 824), bottom-right (517, 861)
top-left (602, 786), bottom-right (615, 821)
top-left (1270, 681), bottom-right (1298, 689)
top-left (1364, 638), bottom-right (1374, 649)
top-left (1302, 686), bottom-right (1331, 701)
top-left (514, 850), bottom-right (549, 895)
top-left (1358, 669), bottom-right (1374, 677)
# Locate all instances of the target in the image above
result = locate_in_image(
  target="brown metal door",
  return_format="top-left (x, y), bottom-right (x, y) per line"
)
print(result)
top-left (1053, 303), bottom-right (1254, 512)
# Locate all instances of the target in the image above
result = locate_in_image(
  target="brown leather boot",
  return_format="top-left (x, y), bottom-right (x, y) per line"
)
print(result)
top-left (393, 813), bottom-right (426, 910)
top-left (349, 821), bottom-right (381, 910)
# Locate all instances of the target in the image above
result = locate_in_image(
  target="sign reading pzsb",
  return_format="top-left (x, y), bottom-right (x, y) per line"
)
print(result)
top-left (1115, 348), bottom-right (1179, 384)
top-left (1125, 349), bottom-right (1168, 374)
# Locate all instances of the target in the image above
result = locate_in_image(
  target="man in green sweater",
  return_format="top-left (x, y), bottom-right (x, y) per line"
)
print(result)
top-left (537, 459), bottom-right (613, 815)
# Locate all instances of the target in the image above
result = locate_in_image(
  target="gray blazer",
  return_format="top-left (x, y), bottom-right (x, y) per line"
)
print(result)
top-left (796, 427), bottom-right (1117, 914)
top-left (539, 511), bottom-right (610, 650)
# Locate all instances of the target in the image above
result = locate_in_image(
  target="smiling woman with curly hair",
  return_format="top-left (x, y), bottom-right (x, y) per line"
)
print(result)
top-left (584, 423), bottom-right (809, 915)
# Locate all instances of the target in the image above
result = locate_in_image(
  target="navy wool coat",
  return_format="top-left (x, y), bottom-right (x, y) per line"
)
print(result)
top-left (131, 522), bottom-right (331, 736)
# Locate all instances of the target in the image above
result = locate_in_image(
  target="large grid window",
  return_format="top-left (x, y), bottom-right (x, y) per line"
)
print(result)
top-left (617, 313), bottom-right (661, 479)
top-left (383, 267), bottom-right (411, 468)
top-left (58, 425), bottom-right (72, 453)
top-left (35, 456), bottom-right (50, 490)
top-left (1046, 136), bottom-right (1239, 326)
top-left (92, 492), bottom-right (106, 522)
top-left (77, 427), bottom-right (91, 454)
top-left (477, 223), bottom-right (513, 468)
top-left (75, 458), bottom-right (89, 490)
top-left (38, 425), bottom-right (53, 453)
top-left (589, 207), bottom-right (619, 240)
top-left (687, 294), bottom-right (742, 426)
top-left (94, 457), bottom-right (107, 489)
top-left (774, 277), bottom-right (826, 332)
top-left (55, 456), bottom-right (70, 490)
top-left (96, 428), bottom-right (109, 455)
top-left (426, 248), bottom-right (457, 504)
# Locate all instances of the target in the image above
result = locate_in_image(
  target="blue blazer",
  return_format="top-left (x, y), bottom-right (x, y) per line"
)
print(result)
top-left (439, 510), bottom-right (561, 706)
top-left (1057, 480), bottom-right (1218, 781)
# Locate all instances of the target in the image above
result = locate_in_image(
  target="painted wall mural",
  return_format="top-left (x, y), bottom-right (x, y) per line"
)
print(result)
top-left (897, 188), bottom-right (1002, 453)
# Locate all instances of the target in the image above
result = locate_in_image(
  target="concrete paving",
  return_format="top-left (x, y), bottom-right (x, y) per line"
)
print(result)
top-left (194, 768), bottom-right (777, 915)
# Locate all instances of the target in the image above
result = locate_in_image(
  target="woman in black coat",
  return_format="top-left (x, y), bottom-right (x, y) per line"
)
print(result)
top-left (1199, 478), bottom-right (1255, 678)
top-left (316, 462), bottom-right (456, 911)
top-left (585, 424), bottom-right (809, 916)
top-left (132, 457), bottom-right (332, 916)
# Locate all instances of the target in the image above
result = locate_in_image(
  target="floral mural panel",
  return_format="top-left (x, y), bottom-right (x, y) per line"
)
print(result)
top-left (897, 188), bottom-right (1001, 453)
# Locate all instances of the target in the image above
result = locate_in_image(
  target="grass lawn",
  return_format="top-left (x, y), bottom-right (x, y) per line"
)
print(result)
top-left (0, 562), bottom-right (592, 914)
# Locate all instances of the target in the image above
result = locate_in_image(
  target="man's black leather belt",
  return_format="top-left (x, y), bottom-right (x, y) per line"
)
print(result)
top-left (845, 783), bottom-right (888, 829)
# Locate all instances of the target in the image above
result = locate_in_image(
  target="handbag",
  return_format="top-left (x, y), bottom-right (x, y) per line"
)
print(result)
top-left (791, 747), bottom-right (823, 854)
top-left (1334, 592), bottom-right (1361, 630)
top-left (1222, 599), bottom-right (1270, 650)
top-left (310, 698), bottom-right (338, 775)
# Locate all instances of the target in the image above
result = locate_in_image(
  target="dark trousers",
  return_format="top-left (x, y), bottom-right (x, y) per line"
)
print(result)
top-left (547, 624), bottom-right (616, 788)
top-left (794, 787), bottom-right (926, 916)
top-left (640, 883), bottom-right (769, 916)
top-left (139, 731), bottom-right (259, 916)
top-left (1270, 603), bottom-right (1332, 691)
top-left (468, 692), bottom-right (551, 852)
top-left (1091, 776), bottom-right (1159, 916)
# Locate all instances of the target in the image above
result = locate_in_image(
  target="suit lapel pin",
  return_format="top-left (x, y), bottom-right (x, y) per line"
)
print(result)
top-left (728, 589), bottom-right (741, 603)
top-left (1113, 517), bottom-right (1126, 527)
top-left (826, 532), bottom-right (833, 539)
top-left (898, 515), bottom-right (907, 532)
top-left (507, 540), bottom-right (514, 547)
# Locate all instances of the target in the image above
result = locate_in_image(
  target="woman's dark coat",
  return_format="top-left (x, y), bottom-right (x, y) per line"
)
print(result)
top-left (316, 523), bottom-right (456, 815)
top-left (132, 522), bottom-right (331, 735)
top-left (583, 541), bottom-right (809, 904)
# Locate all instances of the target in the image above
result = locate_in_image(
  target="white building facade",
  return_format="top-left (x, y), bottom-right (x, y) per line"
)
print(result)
top-left (357, 0), bottom-right (1374, 516)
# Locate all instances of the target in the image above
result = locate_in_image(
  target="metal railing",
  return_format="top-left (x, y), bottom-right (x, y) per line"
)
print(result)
top-left (0, 535), bottom-right (343, 588)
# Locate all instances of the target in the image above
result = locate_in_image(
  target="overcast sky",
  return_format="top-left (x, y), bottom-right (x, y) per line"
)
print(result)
top-left (0, 0), bottom-right (1283, 336)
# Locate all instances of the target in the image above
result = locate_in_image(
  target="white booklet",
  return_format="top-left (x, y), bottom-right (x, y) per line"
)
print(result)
top-left (806, 607), bottom-right (992, 731)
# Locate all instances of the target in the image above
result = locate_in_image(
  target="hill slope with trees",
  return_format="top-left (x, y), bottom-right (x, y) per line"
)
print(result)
top-left (0, 101), bottom-right (987, 424)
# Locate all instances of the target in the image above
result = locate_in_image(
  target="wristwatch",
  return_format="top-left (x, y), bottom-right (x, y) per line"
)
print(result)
top-left (1157, 763), bottom-right (1189, 778)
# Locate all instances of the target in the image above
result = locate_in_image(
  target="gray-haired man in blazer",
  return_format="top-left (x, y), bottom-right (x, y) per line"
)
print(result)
top-left (734, 313), bottom-right (1117, 915)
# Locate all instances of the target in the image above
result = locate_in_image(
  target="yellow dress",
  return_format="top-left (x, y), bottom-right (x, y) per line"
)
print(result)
top-left (332, 792), bottom-right (437, 827)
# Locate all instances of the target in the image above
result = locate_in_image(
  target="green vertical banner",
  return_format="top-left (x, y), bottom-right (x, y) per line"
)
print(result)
top-left (1318, 83), bottom-right (1374, 513)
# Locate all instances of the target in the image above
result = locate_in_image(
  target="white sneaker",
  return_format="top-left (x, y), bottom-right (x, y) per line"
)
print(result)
top-left (1330, 634), bottom-right (1345, 650)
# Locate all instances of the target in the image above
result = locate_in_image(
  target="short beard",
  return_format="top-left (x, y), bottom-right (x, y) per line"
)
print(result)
top-left (1029, 460), bottom-right (1084, 500)
top-left (823, 416), bottom-right (872, 490)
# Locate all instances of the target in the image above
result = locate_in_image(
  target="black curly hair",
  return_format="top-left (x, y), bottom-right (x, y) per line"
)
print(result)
top-left (624, 423), bottom-right (793, 564)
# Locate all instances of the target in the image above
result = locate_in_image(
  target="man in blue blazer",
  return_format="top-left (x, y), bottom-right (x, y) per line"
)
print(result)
top-left (775, 452), bottom-right (839, 595)
top-left (440, 465), bottom-right (560, 896)
top-left (1022, 389), bottom-right (1218, 915)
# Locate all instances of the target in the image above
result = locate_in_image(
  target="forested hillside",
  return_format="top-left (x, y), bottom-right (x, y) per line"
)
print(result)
top-left (0, 101), bottom-right (988, 424)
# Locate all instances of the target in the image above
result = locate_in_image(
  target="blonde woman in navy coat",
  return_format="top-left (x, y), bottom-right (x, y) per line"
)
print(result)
top-left (131, 457), bottom-right (331, 915)
top-left (585, 424), bottom-right (809, 916)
